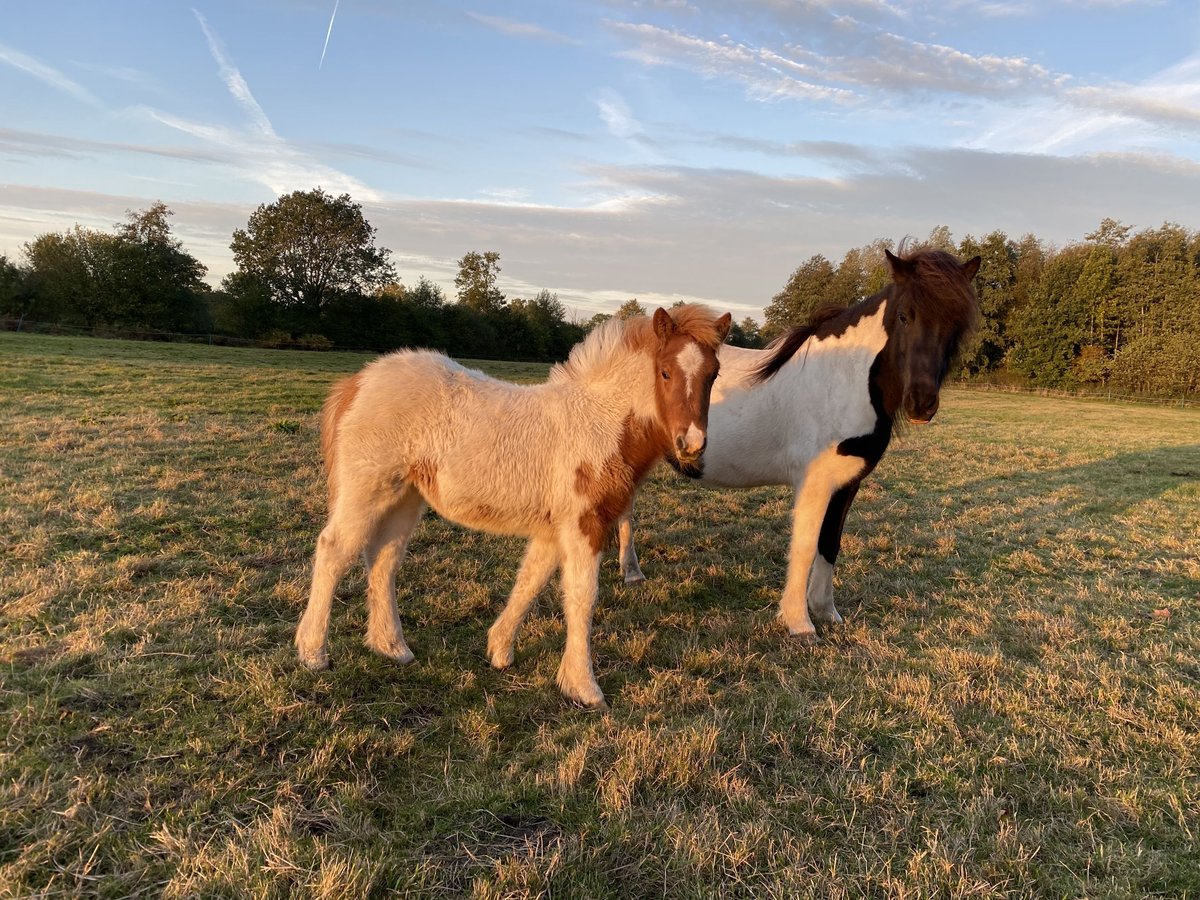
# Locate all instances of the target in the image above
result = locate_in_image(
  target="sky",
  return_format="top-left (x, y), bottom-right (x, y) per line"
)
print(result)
top-left (3, 1), bottom-right (1200, 322)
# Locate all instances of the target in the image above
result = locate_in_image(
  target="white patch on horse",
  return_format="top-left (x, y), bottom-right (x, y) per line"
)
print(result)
top-left (676, 342), bottom-right (705, 399)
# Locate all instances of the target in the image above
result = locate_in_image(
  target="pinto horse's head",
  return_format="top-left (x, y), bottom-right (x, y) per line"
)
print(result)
top-left (650, 306), bottom-right (732, 474)
top-left (883, 248), bottom-right (981, 425)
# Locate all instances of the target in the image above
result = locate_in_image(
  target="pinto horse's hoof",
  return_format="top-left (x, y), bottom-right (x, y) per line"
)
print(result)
top-left (623, 571), bottom-right (647, 586)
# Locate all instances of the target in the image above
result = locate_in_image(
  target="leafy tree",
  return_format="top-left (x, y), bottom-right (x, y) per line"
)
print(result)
top-left (1075, 243), bottom-right (1118, 348)
top-left (1008, 245), bottom-right (1090, 386)
top-left (583, 312), bottom-right (611, 333)
top-left (926, 225), bottom-right (956, 253)
top-left (958, 230), bottom-right (1016, 374)
top-left (728, 316), bottom-right (763, 348)
top-left (1086, 217), bottom-right (1132, 249)
top-left (762, 254), bottom-right (835, 338)
top-left (114, 203), bottom-right (210, 331)
top-left (23, 226), bottom-right (124, 327)
top-left (455, 250), bottom-right (505, 314)
top-left (1109, 332), bottom-right (1200, 396)
top-left (0, 255), bottom-right (26, 320)
top-left (615, 299), bottom-right (647, 320)
top-left (230, 188), bottom-right (395, 329)
top-left (212, 272), bottom-right (277, 338)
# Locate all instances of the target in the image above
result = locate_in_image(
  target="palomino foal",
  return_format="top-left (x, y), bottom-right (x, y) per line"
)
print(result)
top-left (295, 306), bottom-right (731, 708)
top-left (613, 248), bottom-right (980, 639)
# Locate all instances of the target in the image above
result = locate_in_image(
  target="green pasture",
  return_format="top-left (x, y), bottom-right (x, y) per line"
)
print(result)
top-left (1, 331), bottom-right (1197, 897)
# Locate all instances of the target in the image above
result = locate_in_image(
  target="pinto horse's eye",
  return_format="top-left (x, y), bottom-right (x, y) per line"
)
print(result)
top-left (898, 311), bottom-right (910, 326)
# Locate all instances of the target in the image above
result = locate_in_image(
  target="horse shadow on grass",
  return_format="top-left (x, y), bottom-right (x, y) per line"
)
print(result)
top-left (607, 443), bottom-right (1199, 667)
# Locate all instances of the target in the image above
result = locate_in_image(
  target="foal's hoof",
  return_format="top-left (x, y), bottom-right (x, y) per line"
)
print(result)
top-left (366, 637), bottom-right (415, 665)
top-left (297, 647), bottom-right (330, 671)
top-left (568, 695), bottom-right (609, 712)
top-left (558, 675), bottom-right (608, 711)
top-left (789, 630), bottom-right (823, 646)
top-left (623, 571), bottom-right (647, 586)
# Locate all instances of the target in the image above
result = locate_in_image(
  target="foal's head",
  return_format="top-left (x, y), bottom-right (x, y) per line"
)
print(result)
top-left (648, 306), bottom-right (732, 472)
top-left (883, 248), bottom-right (981, 424)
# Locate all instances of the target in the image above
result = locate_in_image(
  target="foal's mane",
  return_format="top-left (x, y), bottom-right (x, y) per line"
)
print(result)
top-left (550, 304), bottom-right (725, 385)
top-left (752, 245), bottom-right (979, 384)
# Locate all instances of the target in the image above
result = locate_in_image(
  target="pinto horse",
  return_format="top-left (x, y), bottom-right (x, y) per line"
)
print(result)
top-left (295, 305), bottom-right (731, 708)
top-left (609, 247), bottom-right (979, 639)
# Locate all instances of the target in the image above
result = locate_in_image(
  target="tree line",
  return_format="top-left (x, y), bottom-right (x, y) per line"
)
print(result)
top-left (2, 190), bottom-right (1197, 395)
top-left (763, 221), bottom-right (1200, 398)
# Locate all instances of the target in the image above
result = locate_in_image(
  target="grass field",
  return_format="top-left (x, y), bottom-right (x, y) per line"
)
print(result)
top-left (2, 331), bottom-right (1198, 898)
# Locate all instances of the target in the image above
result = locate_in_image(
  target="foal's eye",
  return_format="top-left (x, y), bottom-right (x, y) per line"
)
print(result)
top-left (661, 369), bottom-right (670, 380)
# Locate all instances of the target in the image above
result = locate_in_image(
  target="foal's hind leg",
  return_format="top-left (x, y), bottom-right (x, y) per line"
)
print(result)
top-left (488, 537), bottom-right (560, 669)
top-left (363, 486), bottom-right (426, 663)
top-left (296, 491), bottom-right (386, 670)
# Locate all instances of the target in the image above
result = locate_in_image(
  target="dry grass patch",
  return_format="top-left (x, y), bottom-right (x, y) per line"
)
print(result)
top-left (1, 333), bottom-right (1198, 897)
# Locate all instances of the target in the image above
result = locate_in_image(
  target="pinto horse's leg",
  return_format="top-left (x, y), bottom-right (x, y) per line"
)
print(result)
top-left (555, 536), bottom-right (606, 709)
top-left (808, 481), bottom-right (860, 625)
top-left (487, 537), bottom-right (560, 670)
top-left (363, 486), bottom-right (426, 664)
top-left (778, 450), bottom-right (865, 642)
top-left (617, 503), bottom-right (646, 585)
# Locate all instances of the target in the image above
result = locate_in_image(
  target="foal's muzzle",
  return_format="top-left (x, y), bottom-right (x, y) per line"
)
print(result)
top-left (674, 432), bottom-right (707, 463)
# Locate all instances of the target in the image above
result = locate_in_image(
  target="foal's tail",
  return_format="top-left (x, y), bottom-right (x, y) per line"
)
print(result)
top-left (320, 372), bottom-right (364, 504)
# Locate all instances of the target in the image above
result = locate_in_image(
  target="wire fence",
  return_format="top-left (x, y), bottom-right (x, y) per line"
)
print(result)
top-left (950, 380), bottom-right (1197, 409)
top-left (0, 318), bottom-right (559, 363)
top-left (5, 317), bottom-right (1198, 408)
top-left (2, 318), bottom-right (330, 351)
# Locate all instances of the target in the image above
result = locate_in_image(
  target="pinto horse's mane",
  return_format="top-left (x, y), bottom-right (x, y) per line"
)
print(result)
top-left (550, 303), bottom-right (726, 385)
top-left (752, 245), bottom-right (979, 384)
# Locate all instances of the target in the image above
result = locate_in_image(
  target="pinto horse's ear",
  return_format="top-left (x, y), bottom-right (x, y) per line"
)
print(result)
top-left (885, 248), bottom-right (914, 283)
top-left (715, 312), bottom-right (733, 343)
top-left (652, 307), bottom-right (676, 346)
top-left (961, 255), bottom-right (982, 281)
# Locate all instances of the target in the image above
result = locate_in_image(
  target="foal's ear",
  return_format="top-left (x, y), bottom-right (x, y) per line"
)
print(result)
top-left (961, 255), bottom-right (982, 281)
top-left (715, 312), bottom-right (732, 343)
top-left (652, 307), bottom-right (676, 345)
top-left (885, 248), bottom-right (914, 283)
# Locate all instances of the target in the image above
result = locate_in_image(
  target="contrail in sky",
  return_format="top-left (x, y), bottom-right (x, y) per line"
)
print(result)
top-left (319, 0), bottom-right (340, 69)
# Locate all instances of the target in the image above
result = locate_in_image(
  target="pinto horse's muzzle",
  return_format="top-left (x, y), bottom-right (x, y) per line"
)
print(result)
top-left (906, 392), bottom-right (940, 425)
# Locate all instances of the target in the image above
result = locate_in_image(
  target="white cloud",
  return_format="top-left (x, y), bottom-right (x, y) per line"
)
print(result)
top-left (192, 9), bottom-right (276, 138)
top-left (113, 11), bottom-right (385, 200)
top-left (466, 12), bottom-right (579, 44)
top-left (0, 41), bottom-right (103, 108)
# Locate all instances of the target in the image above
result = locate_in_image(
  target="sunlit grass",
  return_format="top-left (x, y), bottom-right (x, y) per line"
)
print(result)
top-left (2, 331), bottom-right (1197, 897)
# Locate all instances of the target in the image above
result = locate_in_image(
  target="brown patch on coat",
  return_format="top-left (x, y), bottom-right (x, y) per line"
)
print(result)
top-left (575, 414), bottom-right (668, 552)
top-left (320, 372), bottom-right (362, 503)
top-left (407, 458), bottom-right (439, 503)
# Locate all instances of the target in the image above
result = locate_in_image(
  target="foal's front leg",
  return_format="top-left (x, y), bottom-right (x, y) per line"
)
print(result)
top-left (617, 502), bottom-right (645, 584)
top-left (556, 535), bottom-right (606, 709)
top-left (487, 537), bottom-right (559, 670)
